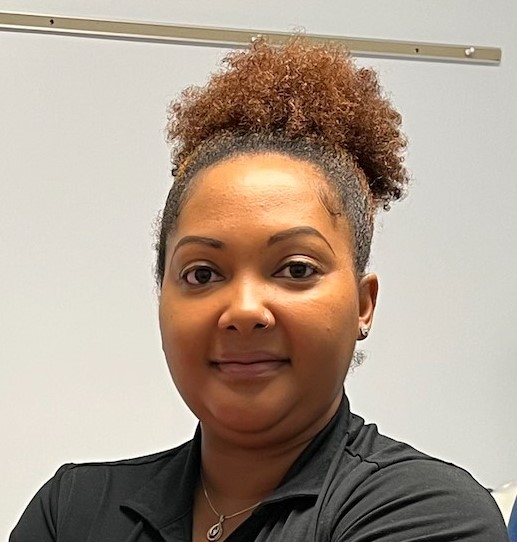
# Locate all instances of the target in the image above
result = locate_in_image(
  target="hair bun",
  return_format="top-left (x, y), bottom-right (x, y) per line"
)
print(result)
top-left (167, 36), bottom-right (409, 208)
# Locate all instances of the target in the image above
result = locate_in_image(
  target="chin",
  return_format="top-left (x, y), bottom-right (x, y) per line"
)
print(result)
top-left (200, 393), bottom-right (295, 440)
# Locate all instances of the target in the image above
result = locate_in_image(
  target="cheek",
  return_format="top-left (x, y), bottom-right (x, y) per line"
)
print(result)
top-left (285, 290), bottom-right (359, 359)
top-left (159, 295), bottom-right (207, 368)
top-left (160, 287), bottom-right (213, 338)
top-left (159, 303), bottom-right (205, 407)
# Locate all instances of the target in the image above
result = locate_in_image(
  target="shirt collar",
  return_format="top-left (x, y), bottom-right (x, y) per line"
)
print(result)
top-left (261, 394), bottom-right (353, 504)
top-left (122, 394), bottom-right (353, 531)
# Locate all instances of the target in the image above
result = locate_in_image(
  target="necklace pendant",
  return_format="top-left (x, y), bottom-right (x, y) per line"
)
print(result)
top-left (206, 515), bottom-right (225, 541)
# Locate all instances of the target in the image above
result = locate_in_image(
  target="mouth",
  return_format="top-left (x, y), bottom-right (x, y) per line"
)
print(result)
top-left (211, 352), bottom-right (290, 379)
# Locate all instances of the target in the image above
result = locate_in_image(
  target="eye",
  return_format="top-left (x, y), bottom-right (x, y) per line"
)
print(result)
top-left (181, 265), bottom-right (223, 285)
top-left (275, 260), bottom-right (320, 280)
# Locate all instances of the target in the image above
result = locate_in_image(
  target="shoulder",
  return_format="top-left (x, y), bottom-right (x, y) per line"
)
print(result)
top-left (46, 443), bottom-right (190, 499)
top-left (10, 443), bottom-right (191, 541)
top-left (326, 420), bottom-right (508, 541)
top-left (341, 459), bottom-right (507, 540)
top-left (61, 443), bottom-right (189, 480)
top-left (347, 456), bottom-right (500, 514)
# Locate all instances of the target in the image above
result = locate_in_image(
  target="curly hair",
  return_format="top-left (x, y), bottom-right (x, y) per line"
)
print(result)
top-left (156, 37), bottom-right (408, 286)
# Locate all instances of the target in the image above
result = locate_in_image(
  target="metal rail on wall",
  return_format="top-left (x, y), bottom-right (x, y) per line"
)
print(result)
top-left (0, 11), bottom-right (502, 65)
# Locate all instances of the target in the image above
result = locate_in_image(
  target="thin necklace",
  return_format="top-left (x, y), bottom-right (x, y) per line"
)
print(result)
top-left (200, 473), bottom-right (262, 541)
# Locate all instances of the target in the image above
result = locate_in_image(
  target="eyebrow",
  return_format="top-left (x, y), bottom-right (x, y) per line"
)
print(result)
top-left (172, 236), bottom-right (224, 257)
top-left (268, 226), bottom-right (335, 255)
top-left (172, 226), bottom-right (335, 257)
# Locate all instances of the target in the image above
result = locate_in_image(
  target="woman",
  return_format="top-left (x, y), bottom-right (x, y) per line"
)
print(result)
top-left (11, 38), bottom-right (508, 541)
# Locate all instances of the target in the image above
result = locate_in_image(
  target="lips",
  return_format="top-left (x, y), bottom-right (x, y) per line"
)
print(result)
top-left (212, 351), bottom-right (289, 378)
top-left (215, 351), bottom-right (287, 363)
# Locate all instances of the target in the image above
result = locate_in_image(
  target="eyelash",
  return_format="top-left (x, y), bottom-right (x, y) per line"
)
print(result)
top-left (180, 259), bottom-right (321, 286)
top-left (274, 260), bottom-right (321, 280)
top-left (181, 265), bottom-right (223, 286)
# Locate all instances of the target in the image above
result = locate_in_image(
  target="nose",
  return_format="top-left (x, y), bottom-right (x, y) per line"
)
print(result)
top-left (217, 277), bottom-right (275, 334)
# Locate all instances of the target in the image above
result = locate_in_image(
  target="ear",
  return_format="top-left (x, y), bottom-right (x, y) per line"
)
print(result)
top-left (357, 273), bottom-right (378, 340)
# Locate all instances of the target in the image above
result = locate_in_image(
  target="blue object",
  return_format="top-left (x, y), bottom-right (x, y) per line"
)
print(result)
top-left (509, 495), bottom-right (517, 542)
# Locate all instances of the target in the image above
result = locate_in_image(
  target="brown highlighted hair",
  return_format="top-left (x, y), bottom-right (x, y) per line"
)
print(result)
top-left (156, 37), bottom-right (409, 286)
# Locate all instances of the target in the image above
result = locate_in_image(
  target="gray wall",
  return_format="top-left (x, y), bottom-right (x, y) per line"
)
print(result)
top-left (1, 1), bottom-right (516, 536)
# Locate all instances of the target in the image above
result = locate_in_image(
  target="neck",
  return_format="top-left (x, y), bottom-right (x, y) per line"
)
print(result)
top-left (199, 395), bottom-right (341, 504)
top-left (200, 433), bottom-right (307, 505)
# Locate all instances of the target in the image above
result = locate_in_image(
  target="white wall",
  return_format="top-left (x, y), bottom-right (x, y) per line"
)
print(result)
top-left (1, 1), bottom-right (516, 537)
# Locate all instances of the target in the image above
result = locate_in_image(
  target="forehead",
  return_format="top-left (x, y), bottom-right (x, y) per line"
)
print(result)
top-left (178, 153), bottom-right (343, 230)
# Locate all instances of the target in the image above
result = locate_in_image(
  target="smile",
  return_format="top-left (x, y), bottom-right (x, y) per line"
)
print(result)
top-left (211, 359), bottom-right (290, 379)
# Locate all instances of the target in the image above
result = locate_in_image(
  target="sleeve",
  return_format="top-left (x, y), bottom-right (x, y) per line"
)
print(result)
top-left (331, 460), bottom-right (509, 542)
top-left (9, 464), bottom-right (73, 542)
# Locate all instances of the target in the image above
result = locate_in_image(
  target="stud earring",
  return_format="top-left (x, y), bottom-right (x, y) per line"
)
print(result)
top-left (359, 326), bottom-right (369, 339)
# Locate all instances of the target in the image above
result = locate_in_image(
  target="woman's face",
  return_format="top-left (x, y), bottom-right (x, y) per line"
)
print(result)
top-left (159, 153), bottom-right (377, 447)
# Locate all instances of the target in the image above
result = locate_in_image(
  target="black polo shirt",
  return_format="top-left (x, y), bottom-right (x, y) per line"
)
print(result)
top-left (10, 396), bottom-right (508, 541)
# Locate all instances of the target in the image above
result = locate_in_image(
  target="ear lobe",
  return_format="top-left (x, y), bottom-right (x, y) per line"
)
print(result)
top-left (357, 273), bottom-right (378, 339)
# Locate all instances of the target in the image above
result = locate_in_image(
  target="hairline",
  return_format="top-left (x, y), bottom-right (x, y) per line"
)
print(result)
top-left (156, 135), bottom-right (374, 288)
